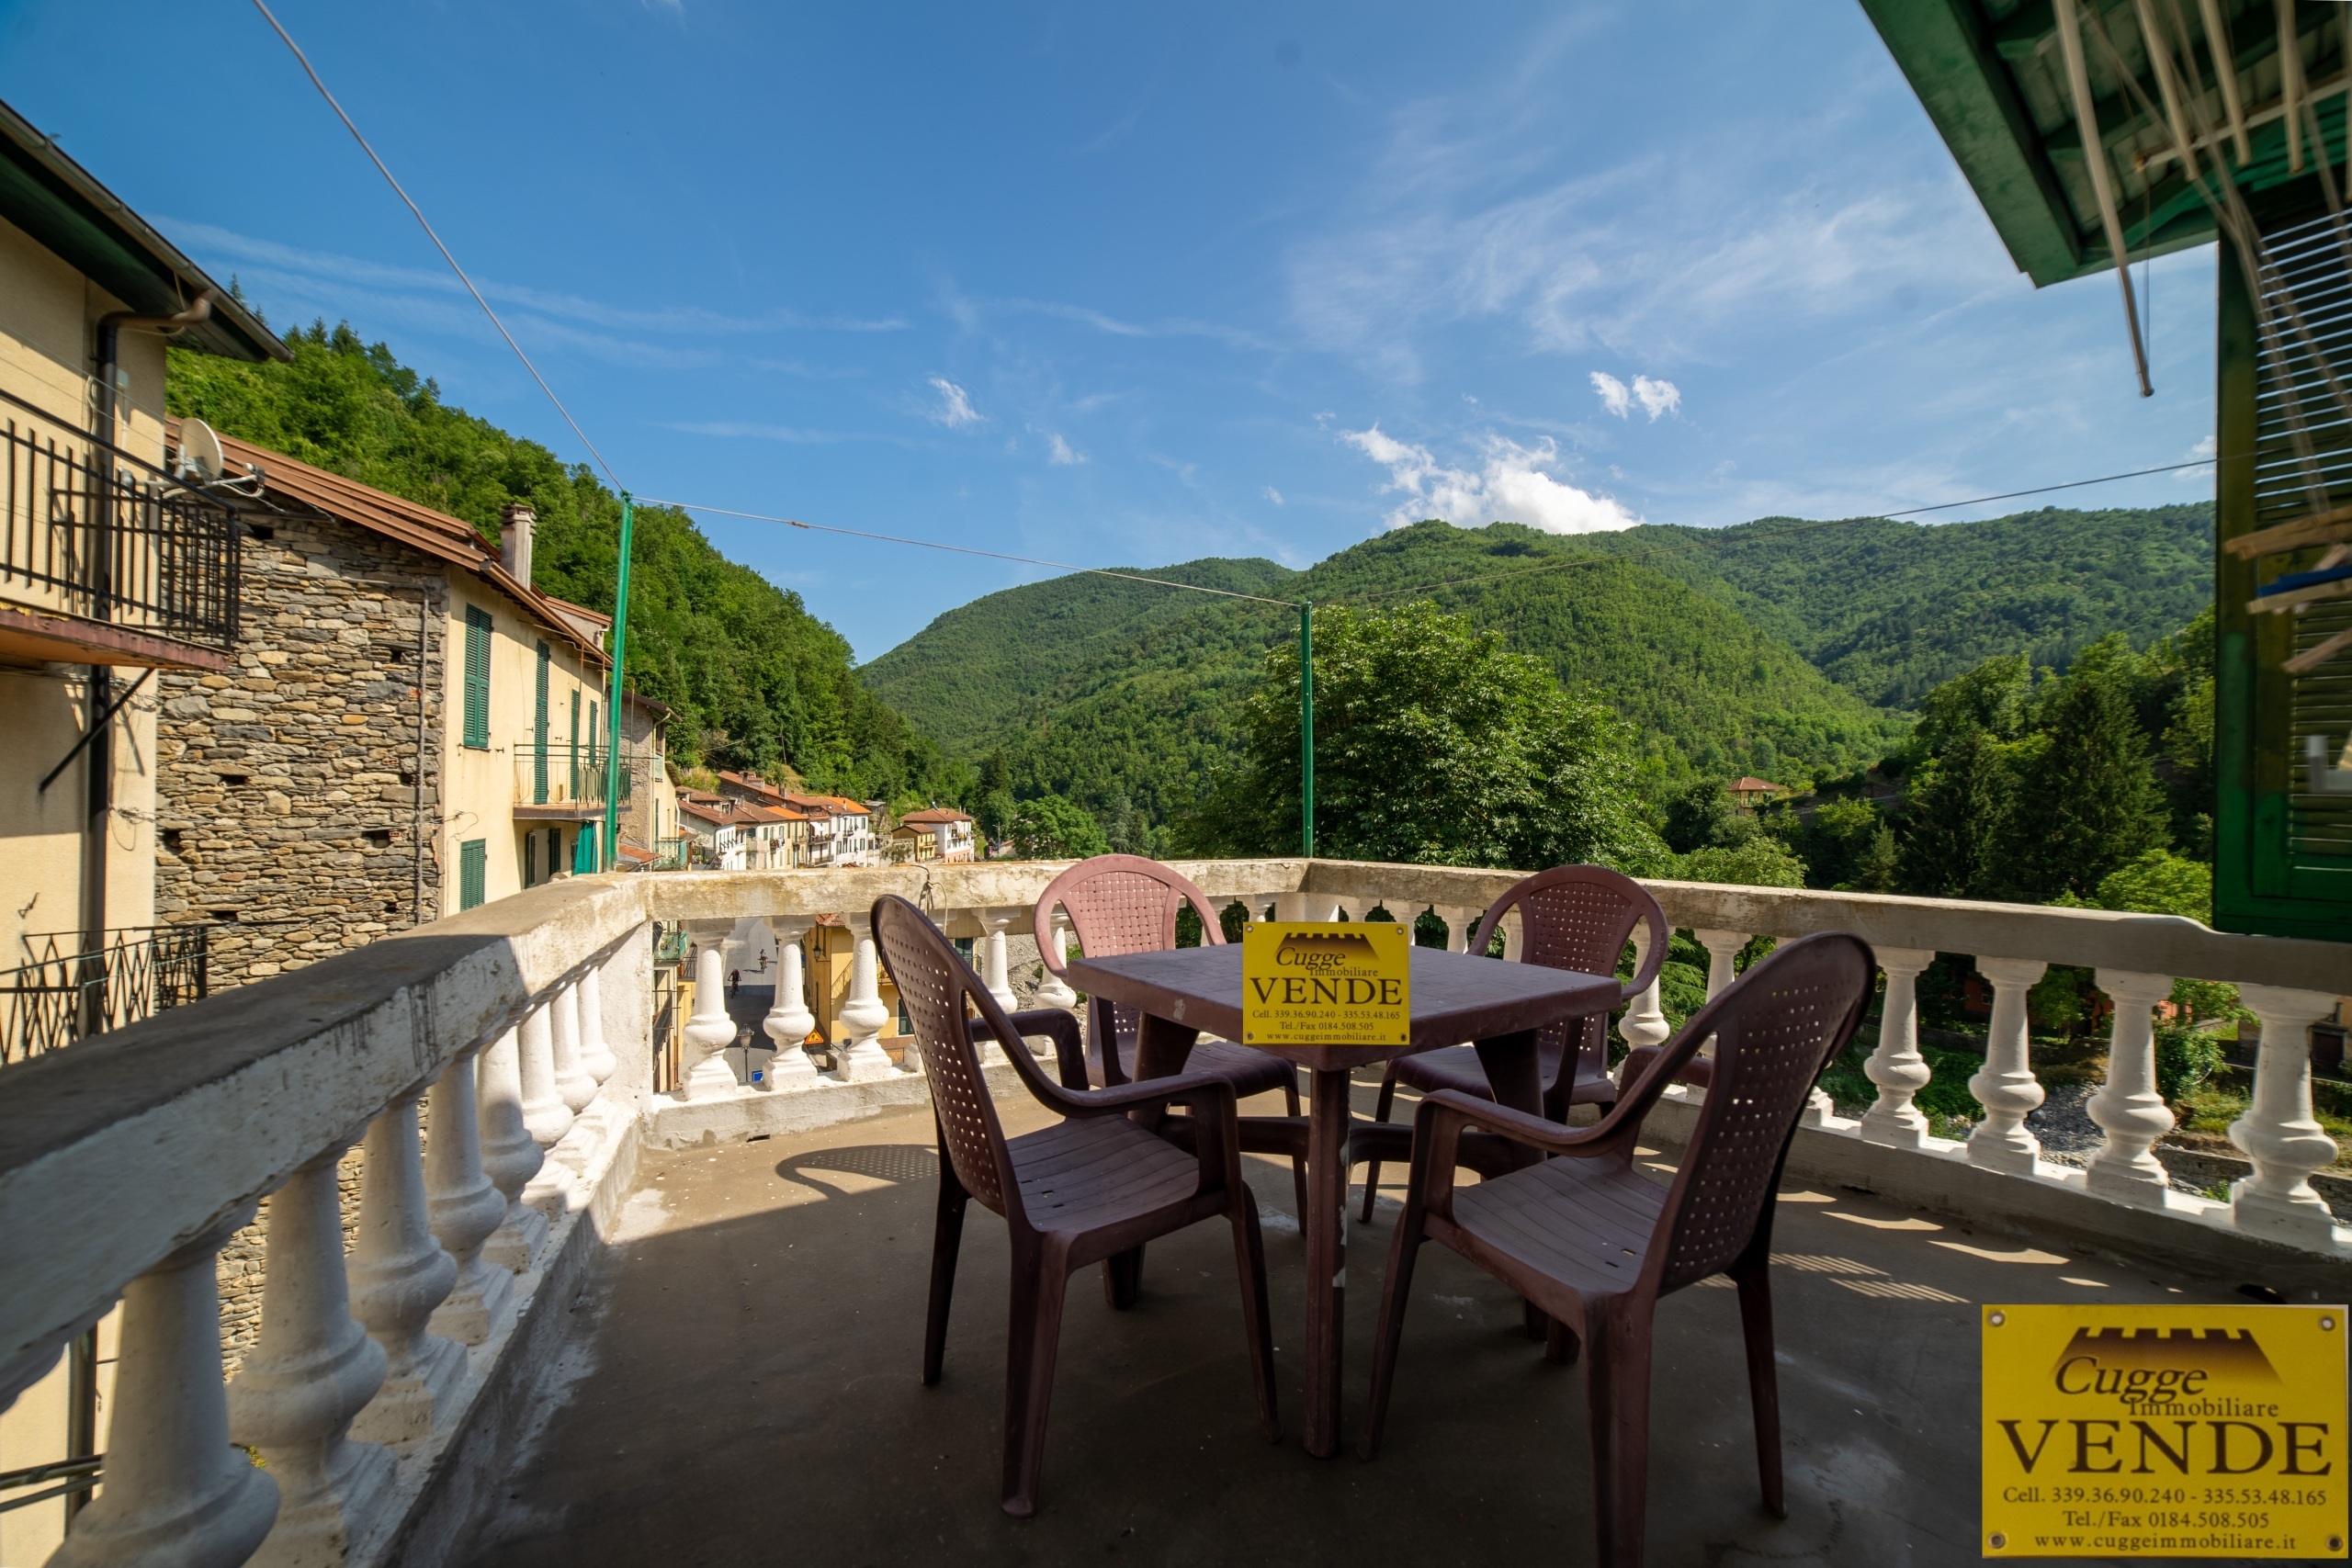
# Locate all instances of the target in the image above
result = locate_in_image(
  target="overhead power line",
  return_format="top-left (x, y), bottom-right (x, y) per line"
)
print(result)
top-left (250, 0), bottom-right (622, 491)
top-left (639, 500), bottom-right (1301, 606)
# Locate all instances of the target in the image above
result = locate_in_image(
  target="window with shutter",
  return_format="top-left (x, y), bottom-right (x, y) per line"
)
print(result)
top-left (569, 688), bottom-right (582, 801)
top-left (2217, 214), bottom-right (2352, 939)
top-left (462, 605), bottom-right (492, 750)
top-left (533, 641), bottom-right (550, 804)
top-left (459, 838), bottom-right (487, 910)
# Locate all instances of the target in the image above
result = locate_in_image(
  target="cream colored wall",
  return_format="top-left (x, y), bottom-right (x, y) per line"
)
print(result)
top-left (437, 577), bottom-right (609, 913)
top-left (0, 1307), bottom-right (117, 1562)
top-left (0, 668), bottom-right (158, 966)
top-left (0, 215), bottom-right (169, 466)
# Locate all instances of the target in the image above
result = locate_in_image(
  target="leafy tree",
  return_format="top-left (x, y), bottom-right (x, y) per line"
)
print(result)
top-left (2090, 848), bottom-right (2211, 921)
top-left (1672, 838), bottom-right (1806, 888)
top-left (1997, 636), bottom-right (2170, 901)
top-left (1011, 795), bottom-right (1109, 859)
top-left (1183, 602), bottom-right (1665, 871)
top-left (974, 788), bottom-right (1017, 850)
top-left (1898, 728), bottom-right (2015, 898)
top-left (1770, 795), bottom-right (1894, 891)
top-left (1661, 778), bottom-right (1757, 854)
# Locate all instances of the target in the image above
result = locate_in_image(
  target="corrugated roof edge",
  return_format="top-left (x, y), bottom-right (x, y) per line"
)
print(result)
top-left (0, 97), bottom-right (287, 362)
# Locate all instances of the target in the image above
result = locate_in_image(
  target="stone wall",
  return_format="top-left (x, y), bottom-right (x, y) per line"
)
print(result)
top-left (153, 508), bottom-right (450, 988)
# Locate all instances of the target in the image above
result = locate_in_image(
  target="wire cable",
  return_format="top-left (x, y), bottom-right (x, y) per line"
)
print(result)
top-left (639, 500), bottom-right (1301, 605)
top-left (250, 0), bottom-right (623, 491)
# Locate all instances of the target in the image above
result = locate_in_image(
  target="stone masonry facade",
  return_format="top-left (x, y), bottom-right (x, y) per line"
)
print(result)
top-left (153, 507), bottom-right (450, 988)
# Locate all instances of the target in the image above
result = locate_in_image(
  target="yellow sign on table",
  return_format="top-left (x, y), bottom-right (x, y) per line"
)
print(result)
top-left (1240, 921), bottom-right (1410, 1046)
top-left (1982, 1303), bottom-right (2347, 1558)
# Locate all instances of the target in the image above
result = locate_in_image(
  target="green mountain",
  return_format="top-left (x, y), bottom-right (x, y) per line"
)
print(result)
top-left (862, 505), bottom-right (2215, 840)
top-left (1572, 504), bottom-right (2214, 707)
top-left (166, 321), bottom-right (956, 800)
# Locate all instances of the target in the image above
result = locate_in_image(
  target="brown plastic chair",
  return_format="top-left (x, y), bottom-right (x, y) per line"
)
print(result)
top-left (1362, 931), bottom-right (1874, 1568)
top-left (873, 894), bottom-right (1282, 1518)
top-left (1035, 853), bottom-right (1306, 1217)
top-left (1359, 865), bottom-right (1668, 1221)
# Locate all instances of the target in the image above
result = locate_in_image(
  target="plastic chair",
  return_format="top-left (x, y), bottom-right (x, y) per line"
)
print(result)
top-left (1035, 854), bottom-right (1306, 1220)
top-left (872, 894), bottom-right (1282, 1517)
top-left (1359, 865), bottom-right (1668, 1222)
top-left (1362, 931), bottom-right (1875, 1567)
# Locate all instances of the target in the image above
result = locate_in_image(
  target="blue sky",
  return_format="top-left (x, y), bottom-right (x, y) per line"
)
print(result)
top-left (6, 1), bottom-right (2218, 660)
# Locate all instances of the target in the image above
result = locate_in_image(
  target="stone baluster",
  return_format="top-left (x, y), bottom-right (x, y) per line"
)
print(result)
top-left (424, 1045), bottom-right (511, 1344)
top-left (2084, 970), bottom-right (2179, 1205)
top-left (1274, 892), bottom-right (1340, 921)
top-left (681, 946), bottom-right (742, 1100)
top-left (347, 1093), bottom-right (464, 1443)
top-left (2229, 986), bottom-right (2345, 1244)
top-left (475, 1026), bottom-right (548, 1274)
top-left (1692, 929), bottom-right (1746, 1000)
top-left (833, 913), bottom-right (898, 1082)
top-left (980, 910), bottom-right (1018, 1013)
top-left (516, 1000), bottom-right (572, 1146)
top-left (550, 982), bottom-right (595, 1114)
top-left (1034, 911), bottom-right (1079, 1009)
top-left (1498, 908), bottom-right (1523, 962)
top-left (226, 1146), bottom-right (395, 1566)
top-left (762, 917), bottom-right (822, 1090)
top-left (1966, 957), bottom-right (2048, 1174)
top-left (1860, 948), bottom-right (1938, 1149)
top-left (576, 964), bottom-right (617, 1086)
top-left (1439, 905), bottom-right (1474, 954)
top-left (1618, 923), bottom-right (1670, 1055)
top-left (53, 1213), bottom-right (279, 1568)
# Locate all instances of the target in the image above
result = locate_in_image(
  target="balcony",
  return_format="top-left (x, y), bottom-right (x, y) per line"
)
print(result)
top-left (1, 861), bottom-right (2344, 1566)
top-left (0, 389), bottom-right (242, 671)
top-left (511, 742), bottom-right (638, 822)
top-left (0, 925), bottom-right (209, 1066)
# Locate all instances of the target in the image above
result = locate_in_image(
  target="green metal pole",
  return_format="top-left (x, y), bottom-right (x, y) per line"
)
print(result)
top-left (1299, 601), bottom-right (1314, 859)
top-left (602, 492), bottom-right (635, 872)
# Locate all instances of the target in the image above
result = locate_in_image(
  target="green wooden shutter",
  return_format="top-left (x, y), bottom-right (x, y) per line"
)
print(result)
top-left (523, 830), bottom-right (537, 889)
top-left (459, 838), bottom-right (487, 909)
top-left (569, 689), bottom-right (582, 801)
top-left (462, 606), bottom-right (492, 750)
top-left (2215, 218), bottom-right (2352, 938)
top-left (533, 641), bottom-right (550, 804)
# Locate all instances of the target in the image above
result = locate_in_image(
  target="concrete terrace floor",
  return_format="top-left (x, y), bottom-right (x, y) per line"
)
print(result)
top-left (464, 1078), bottom-right (2342, 1568)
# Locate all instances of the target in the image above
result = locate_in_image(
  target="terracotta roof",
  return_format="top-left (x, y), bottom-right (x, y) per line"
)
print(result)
top-left (677, 799), bottom-right (740, 828)
top-left (718, 771), bottom-right (788, 804)
top-left (1727, 777), bottom-right (1783, 794)
top-left (175, 421), bottom-right (607, 670)
top-left (897, 807), bottom-right (972, 825)
top-left (783, 792), bottom-right (866, 817)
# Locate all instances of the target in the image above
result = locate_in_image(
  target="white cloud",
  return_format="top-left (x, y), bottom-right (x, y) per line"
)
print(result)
top-left (1590, 371), bottom-right (1631, 418)
top-left (1340, 425), bottom-right (1638, 534)
top-left (1633, 375), bottom-right (1680, 420)
top-left (1264, 485), bottom-right (1285, 506)
top-left (1044, 430), bottom-right (1085, 466)
top-left (927, 377), bottom-right (981, 428)
top-left (2178, 433), bottom-right (2217, 479)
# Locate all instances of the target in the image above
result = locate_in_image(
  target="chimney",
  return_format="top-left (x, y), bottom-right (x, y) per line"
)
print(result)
top-left (500, 502), bottom-right (537, 585)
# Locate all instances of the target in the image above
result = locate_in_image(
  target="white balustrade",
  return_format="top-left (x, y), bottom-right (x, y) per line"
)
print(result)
top-left (2229, 986), bottom-right (2345, 1245)
top-left (1692, 928), bottom-right (1746, 1000)
top-left (681, 946), bottom-right (741, 1100)
top-left (516, 1001), bottom-right (572, 1145)
top-left (1967, 956), bottom-right (2049, 1174)
top-left (227, 1148), bottom-right (394, 1567)
top-left (550, 982), bottom-right (595, 1114)
top-left (1618, 923), bottom-right (1670, 1054)
top-left (53, 1212), bottom-right (279, 1568)
top-left (577, 964), bottom-right (617, 1085)
top-left (475, 1024), bottom-right (548, 1274)
top-left (1034, 912), bottom-right (1079, 1010)
top-left (1859, 947), bottom-right (1938, 1149)
top-left (1439, 904), bottom-right (1474, 954)
top-left (833, 914), bottom-right (898, 1082)
top-left (980, 910), bottom-right (1018, 1013)
top-left (2084, 970), bottom-right (2179, 1204)
top-left (425, 1044), bottom-right (513, 1344)
top-left (347, 1093), bottom-right (464, 1444)
top-left (762, 917), bottom-right (822, 1089)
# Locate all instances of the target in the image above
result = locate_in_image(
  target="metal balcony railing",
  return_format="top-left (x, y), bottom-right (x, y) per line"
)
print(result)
top-left (0, 925), bottom-right (209, 1066)
top-left (0, 389), bottom-right (242, 652)
top-left (513, 742), bottom-right (641, 810)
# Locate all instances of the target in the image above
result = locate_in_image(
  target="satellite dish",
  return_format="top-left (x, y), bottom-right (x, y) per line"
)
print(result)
top-left (177, 419), bottom-right (224, 484)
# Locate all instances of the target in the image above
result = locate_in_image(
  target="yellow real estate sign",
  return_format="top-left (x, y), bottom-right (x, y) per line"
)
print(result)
top-left (1240, 921), bottom-right (1410, 1046)
top-left (1982, 1303), bottom-right (2347, 1559)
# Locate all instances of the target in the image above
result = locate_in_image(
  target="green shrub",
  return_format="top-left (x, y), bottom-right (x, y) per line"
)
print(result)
top-left (2154, 1024), bottom-right (2224, 1102)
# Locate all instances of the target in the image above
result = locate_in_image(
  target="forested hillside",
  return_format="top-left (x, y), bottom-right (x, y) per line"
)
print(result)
top-left (167, 322), bottom-right (957, 802)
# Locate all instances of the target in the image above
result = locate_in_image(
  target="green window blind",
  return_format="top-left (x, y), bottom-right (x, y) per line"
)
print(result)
top-left (459, 838), bottom-right (487, 910)
top-left (569, 689), bottom-right (582, 800)
top-left (461, 606), bottom-right (492, 750)
top-left (533, 641), bottom-right (550, 804)
top-left (524, 830), bottom-right (538, 889)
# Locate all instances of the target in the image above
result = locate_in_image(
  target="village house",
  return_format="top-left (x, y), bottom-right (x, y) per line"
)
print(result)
top-left (888, 805), bottom-right (976, 863)
top-left (148, 431), bottom-right (667, 987)
top-left (783, 791), bottom-right (876, 866)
